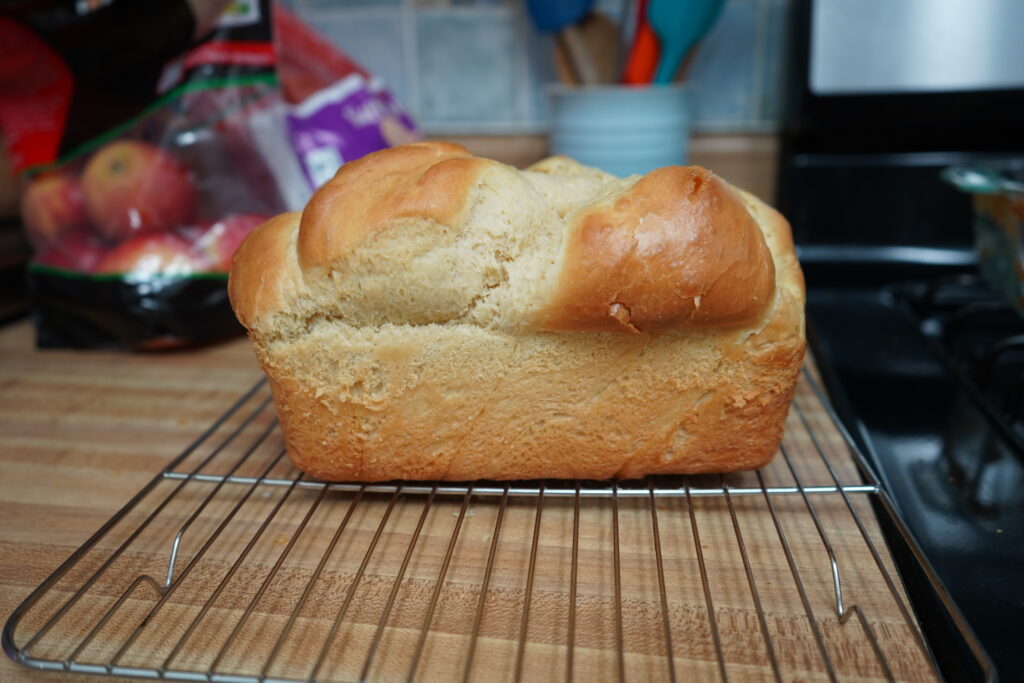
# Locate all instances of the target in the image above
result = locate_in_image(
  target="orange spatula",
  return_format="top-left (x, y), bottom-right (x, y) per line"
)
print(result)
top-left (621, 0), bottom-right (659, 85)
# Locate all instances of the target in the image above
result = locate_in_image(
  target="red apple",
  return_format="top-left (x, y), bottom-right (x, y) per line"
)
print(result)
top-left (21, 172), bottom-right (89, 245)
top-left (188, 213), bottom-right (270, 271)
top-left (96, 233), bottom-right (209, 277)
top-left (35, 228), bottom-right (109, 272)
top-left (81, 140), bottom-right (197, 241)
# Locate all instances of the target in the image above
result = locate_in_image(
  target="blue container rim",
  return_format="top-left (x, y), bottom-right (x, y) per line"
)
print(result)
top-left (546, 83), bottom-right (691, 96)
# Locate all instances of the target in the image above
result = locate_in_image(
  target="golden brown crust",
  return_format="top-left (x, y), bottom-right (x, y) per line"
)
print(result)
top-left (227, 212), bottom-right (303, 331)
top-left (228, 142), bottom-right (806, 481)
top-left (266, 327), bottom-right (800, 481)
top-left (539, 167), bottom-right (776, 333)
top-left (295, 141), bottom-right (485, 270)
top-left (232, 143), bottom-right (777, 335)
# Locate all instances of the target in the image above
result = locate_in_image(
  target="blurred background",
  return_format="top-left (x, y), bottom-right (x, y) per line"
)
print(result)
top-left (266, 0), bottom-right (787, 195)
top-left (270, 0), bottom-right (785, 135)
top-left (0, 0), bottom-right (793, 328)
top-left (0, 0), bottom-right (787, 214)
top-left (2, 0), bottom-right (1023, 338)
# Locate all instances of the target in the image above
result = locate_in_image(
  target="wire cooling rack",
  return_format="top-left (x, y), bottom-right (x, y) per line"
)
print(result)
top-left (3, 369), bottom-right (991, 682)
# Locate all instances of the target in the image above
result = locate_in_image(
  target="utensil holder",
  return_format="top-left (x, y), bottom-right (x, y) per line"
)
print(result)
top-left (548, 84), bottom-right (690, 177)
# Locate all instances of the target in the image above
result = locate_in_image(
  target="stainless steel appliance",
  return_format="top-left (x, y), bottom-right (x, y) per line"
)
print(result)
top-left (780, 1), bottom-right (1024, 680)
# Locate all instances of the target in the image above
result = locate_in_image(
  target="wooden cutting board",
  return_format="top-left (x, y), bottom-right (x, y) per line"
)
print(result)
top-left (0, 320), bottom-right (939, 682)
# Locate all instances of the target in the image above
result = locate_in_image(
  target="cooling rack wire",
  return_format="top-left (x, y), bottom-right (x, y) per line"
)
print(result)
top-left (3, 368), bottom-right (992, 682)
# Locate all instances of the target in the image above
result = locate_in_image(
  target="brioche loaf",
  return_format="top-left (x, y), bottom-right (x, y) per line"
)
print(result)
top-left (229, 141), bottom-right (805, 481)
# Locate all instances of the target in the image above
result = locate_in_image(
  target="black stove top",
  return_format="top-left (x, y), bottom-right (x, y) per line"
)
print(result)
top-left (808, 272), bottom-right (1024, 682)
top-left (906, 277), bottom-right (1024, 448)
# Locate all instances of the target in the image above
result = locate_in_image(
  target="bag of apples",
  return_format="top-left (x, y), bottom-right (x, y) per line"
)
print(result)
top-left (2, 0), bottom-right (286, 348)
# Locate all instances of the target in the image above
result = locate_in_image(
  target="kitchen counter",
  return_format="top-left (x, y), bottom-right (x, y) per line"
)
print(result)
top-left (0, 320), bottom-right (259, 682)
top-left (0, 318), bottom-right (949, 682)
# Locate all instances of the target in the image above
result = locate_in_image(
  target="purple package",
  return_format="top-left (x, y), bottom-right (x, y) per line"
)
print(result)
top-left (285, 74), bottom-right (419, 190)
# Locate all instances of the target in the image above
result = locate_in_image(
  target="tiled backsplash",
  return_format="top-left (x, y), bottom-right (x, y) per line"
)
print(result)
top-left (284, 0), bottom-right (791, 134)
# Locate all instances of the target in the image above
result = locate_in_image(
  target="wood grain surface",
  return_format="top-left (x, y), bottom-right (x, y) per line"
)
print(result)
top-left (0, 320), bottom-right (939, 682)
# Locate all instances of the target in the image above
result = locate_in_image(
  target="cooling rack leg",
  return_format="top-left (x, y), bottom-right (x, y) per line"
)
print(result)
top-left (107, 447), bottom-right (289, 669)
top-left (778, 444), bottom-right (895, 682)
top-left (19, 395), bottom-right (275, 658)
top-left (779, 444), bottom-right (848, 617)
top-left (160, 473), bottom-right (308, 673)
top-left (793, 390), bottom-right (949, 681)
top-left (159, 419), bottom-right (279, 588)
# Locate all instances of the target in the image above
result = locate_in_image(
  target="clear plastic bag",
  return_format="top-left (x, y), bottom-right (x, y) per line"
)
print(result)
top-left (2, 0), bottom-right (417, 349)
top-left (2, 0), bottom-right (282, 348)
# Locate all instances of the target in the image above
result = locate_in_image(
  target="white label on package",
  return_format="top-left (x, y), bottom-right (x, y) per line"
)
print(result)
top-left (304, 147), bottom-right (345, 188)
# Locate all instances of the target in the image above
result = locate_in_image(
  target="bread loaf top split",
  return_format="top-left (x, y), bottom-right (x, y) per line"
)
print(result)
top-left (230, 141), bottom-right (786, 344)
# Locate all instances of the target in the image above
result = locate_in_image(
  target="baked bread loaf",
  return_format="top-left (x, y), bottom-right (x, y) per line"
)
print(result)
top-left (229, 141), bottom-right (805, 481)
